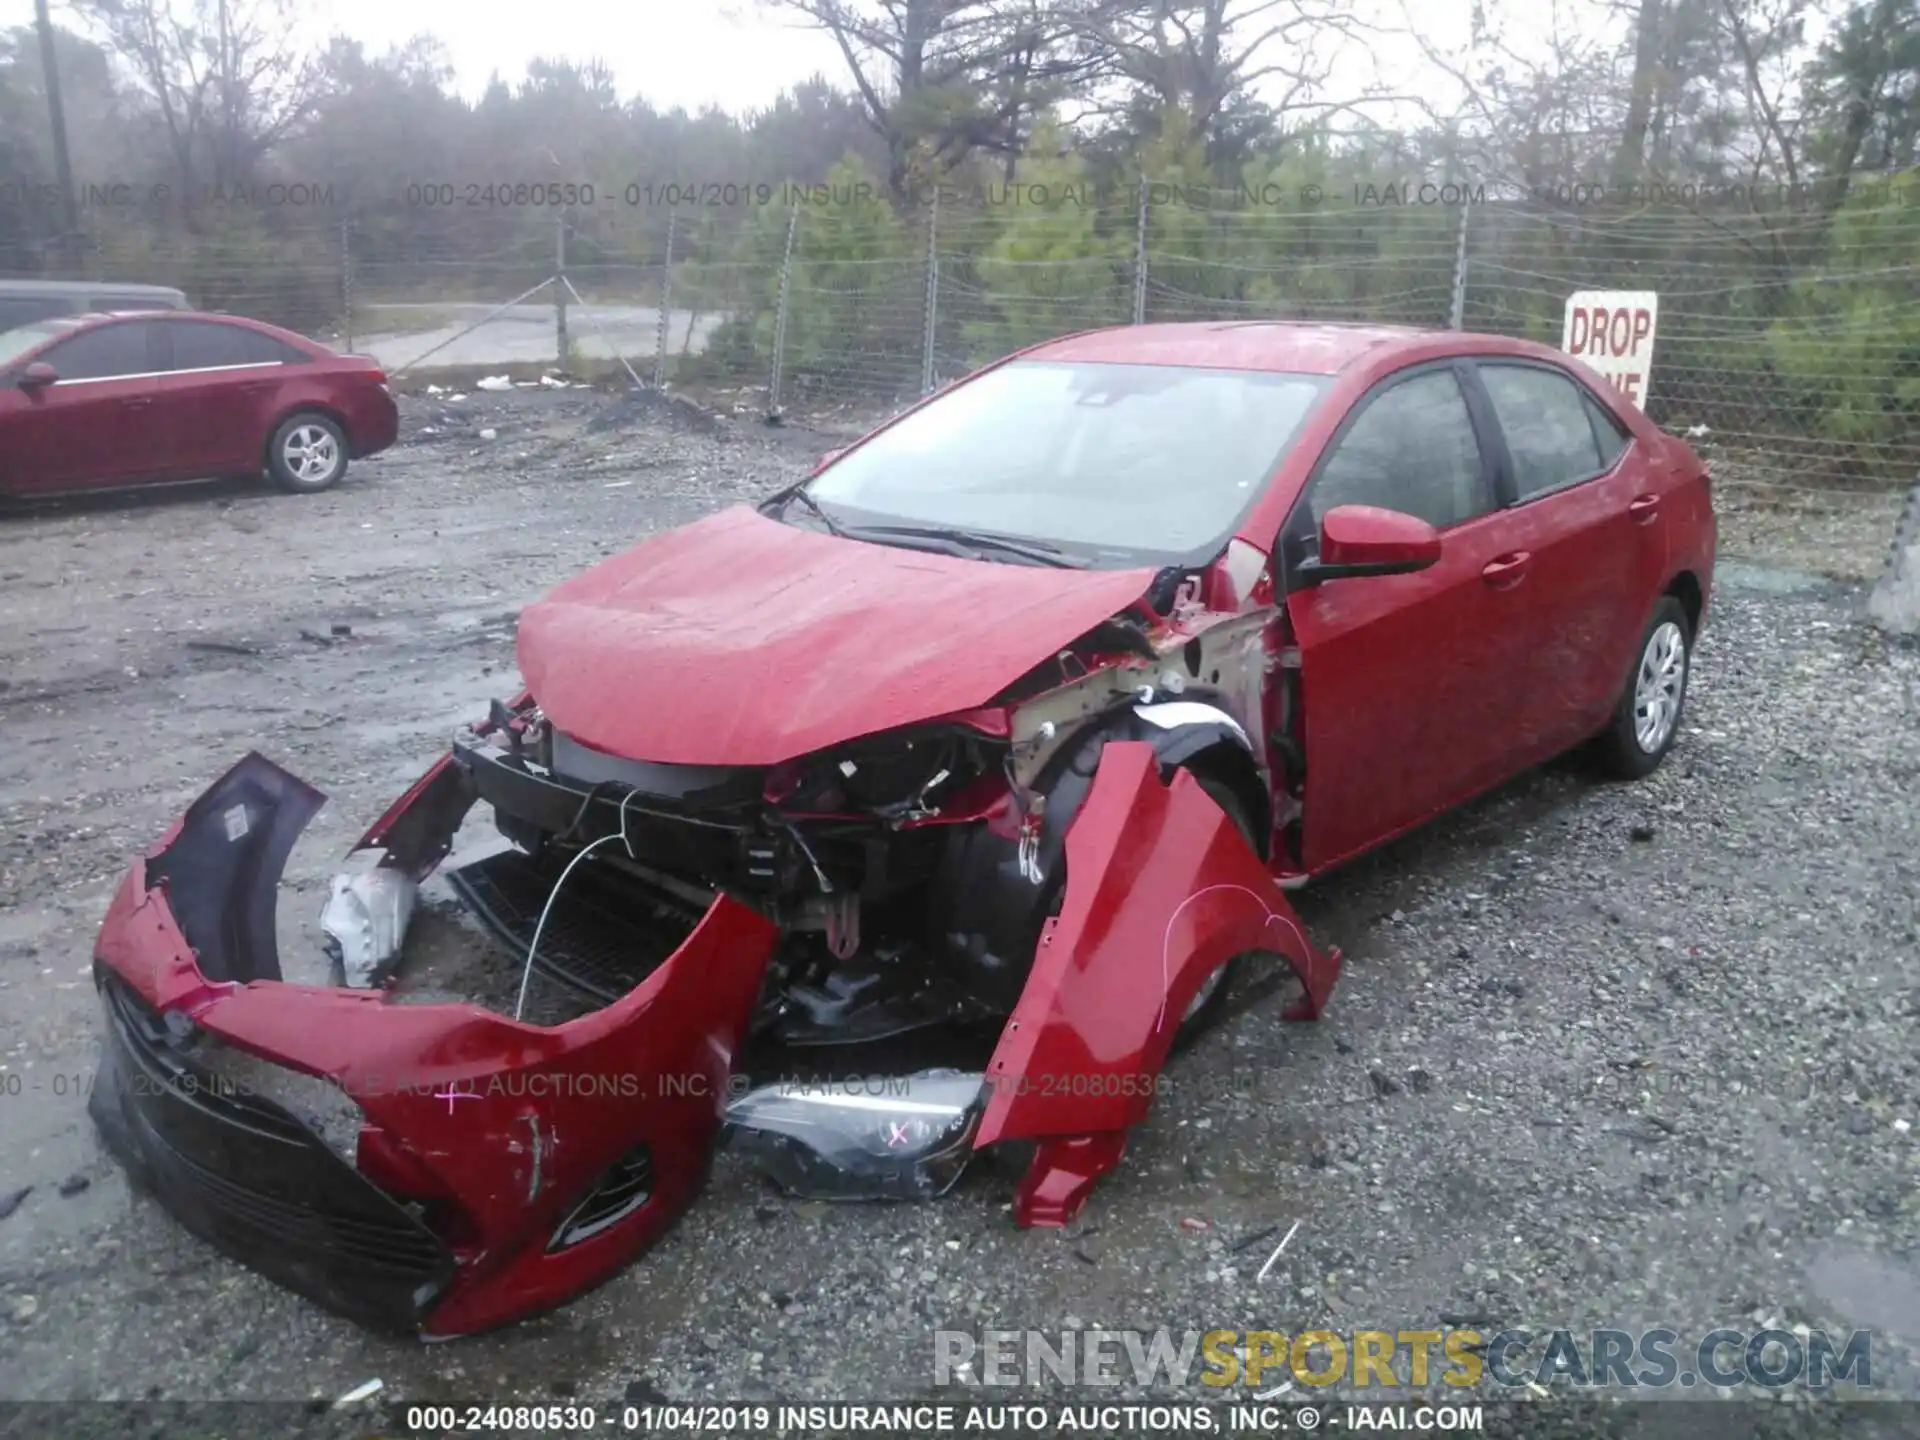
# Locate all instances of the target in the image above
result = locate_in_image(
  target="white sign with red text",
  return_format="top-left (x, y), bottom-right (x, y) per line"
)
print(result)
top-left (1562, 291), bottom-right (1658, 409)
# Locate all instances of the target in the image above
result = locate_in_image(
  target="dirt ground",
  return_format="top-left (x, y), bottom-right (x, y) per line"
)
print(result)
top-left (0, 383), bottom-right (1915, 1424)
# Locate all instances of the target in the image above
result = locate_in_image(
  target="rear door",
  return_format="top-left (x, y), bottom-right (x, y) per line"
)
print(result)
top-left (1279, 361), bottom-right (1541, 871)
top-left (5, 320), bottom-right (168, 491)
top-left (1467, 359), bottom-right (1664, 749)
top-left (152, 319), bottom-right (294, 477)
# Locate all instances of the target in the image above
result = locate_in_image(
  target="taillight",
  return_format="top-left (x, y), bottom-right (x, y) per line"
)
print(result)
top-left (367, 368), bottom-right (387, 385)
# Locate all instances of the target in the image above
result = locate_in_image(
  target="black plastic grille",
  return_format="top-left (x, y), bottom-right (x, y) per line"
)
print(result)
top-left (447, 850), bottom-right (703, 1008)
top-left (92, 974), bottom-right (454, 1332)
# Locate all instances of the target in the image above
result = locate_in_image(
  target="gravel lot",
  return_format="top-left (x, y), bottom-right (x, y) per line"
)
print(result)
top-left (0, 384), bottom-right (1915, 1425)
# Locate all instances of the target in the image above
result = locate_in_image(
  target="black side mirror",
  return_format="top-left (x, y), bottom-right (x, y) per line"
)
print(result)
top-left (17, 361), bottom-right (57, 389)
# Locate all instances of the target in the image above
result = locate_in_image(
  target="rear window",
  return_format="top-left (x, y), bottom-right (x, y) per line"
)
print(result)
top-left (166, 319), bottom-right (297, 369)
top-left (1584, 392), bottom-right (1631, 467)
top-left (1478, 362), bottom-right (1608, 498)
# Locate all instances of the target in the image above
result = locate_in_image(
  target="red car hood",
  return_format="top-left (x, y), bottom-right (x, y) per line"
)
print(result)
top-left (516, 506), bottom-right (1159, 766)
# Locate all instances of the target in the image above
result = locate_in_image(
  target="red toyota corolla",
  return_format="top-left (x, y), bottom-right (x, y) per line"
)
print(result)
top-left (87, 321), bottom-right (1713, 1337)
top-left (0, 309), bottom-right (397, 497)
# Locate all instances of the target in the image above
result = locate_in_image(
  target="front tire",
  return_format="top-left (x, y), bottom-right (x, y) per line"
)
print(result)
top-left (1167, 774), bottom-right (1252, 1046)
top-left (267, 413), bottom-right (348, 493)
top-left (1594, 596), bottom-right (1692, 779)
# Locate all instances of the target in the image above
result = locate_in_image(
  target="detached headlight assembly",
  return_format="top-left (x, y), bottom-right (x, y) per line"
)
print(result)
top-left (723, 1070), bottom-right (985, 1201)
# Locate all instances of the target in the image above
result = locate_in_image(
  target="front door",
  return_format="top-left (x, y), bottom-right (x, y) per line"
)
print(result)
top-left (4, 320), bottom-right (168, 492)
top-left (1278, 361), bottom-right (1537, 872)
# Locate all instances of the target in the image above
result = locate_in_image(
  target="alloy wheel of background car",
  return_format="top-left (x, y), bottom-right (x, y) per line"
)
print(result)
top-left (268, 413), bottom-right (348, 493)
top-left (1594, 596), bottom-right (1692, 780)
top-left (1633, 620), bottom-right (1688, 754)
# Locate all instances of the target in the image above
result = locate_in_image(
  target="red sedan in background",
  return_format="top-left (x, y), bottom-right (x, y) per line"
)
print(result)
top-left (0, 309), bottom-right (397, 497)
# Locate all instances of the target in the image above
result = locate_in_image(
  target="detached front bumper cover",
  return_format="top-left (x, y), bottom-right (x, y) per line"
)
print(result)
top-left (89, 752), bottom-right (778, 1338)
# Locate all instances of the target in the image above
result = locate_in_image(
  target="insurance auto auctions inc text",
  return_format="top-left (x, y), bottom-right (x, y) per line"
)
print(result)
top-left (934, 1325), bottom-right (1874, 1394)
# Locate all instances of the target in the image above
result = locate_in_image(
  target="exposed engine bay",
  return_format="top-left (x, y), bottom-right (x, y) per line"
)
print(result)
top-left (457, 590), bottom-right (1288, 1042)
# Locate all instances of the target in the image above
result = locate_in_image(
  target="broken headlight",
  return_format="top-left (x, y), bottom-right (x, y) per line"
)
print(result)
top-left (723, 1069), bottom-right (985, 1201)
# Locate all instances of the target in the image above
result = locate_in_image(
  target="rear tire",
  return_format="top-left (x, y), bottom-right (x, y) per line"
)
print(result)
top-left (267, 412), bottom-right (348, 493)
top-left (1593, 596), bottom-right (1692, 780)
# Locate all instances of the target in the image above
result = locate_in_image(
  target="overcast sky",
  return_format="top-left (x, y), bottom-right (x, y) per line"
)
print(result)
top-left (3, 0), bottom-right (861, 112)
top-left (5, 0), bottom-right (1491, 119)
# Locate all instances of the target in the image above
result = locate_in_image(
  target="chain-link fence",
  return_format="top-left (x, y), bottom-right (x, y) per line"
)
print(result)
top-left (8, 180), bottom-right (1915, 577)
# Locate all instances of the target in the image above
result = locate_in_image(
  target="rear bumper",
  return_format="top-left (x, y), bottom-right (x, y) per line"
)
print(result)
top-left (88, 752), bottom-right (779, 1337)
top-left (350, 389), bottom-right (400, 458)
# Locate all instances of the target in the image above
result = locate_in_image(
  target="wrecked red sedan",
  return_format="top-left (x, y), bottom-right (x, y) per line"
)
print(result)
top-left (88, 322), bottom-right (1715, 1337)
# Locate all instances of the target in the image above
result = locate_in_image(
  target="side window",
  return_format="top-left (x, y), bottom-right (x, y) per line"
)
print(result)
top-left (1584, 391), bottom-right (1630, 469)
top-left (43, 322), bottom-right (156, 381)
top-left (251, 331), bottom-right (309, 363)
top-left (167, 320), bottom-right (272, 370)
top-left (1309, 368), bottom-right (1489, 531)
top-left (0, 297), bottom-right (72, 331)
top-left (1479, 363), bottom-right (1606, 498)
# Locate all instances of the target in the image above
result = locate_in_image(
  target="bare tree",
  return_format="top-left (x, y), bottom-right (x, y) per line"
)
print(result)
top-left (75, 0), bottom-right (329, 201)
top-left (1395, 0), bottom-right (1624, 192)
top-left (757, 0), bottom-right (1098, 195)
top-left (1065, 0), bottom-right (1391, 150)
top-left (1714, 0), bottom-right (1810, 187)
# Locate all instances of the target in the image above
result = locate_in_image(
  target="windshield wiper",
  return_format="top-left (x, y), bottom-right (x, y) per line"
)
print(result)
top-left (839, 523), bottom-right (1090, 569)
top-left (772, 485), bottom-right (843, 536)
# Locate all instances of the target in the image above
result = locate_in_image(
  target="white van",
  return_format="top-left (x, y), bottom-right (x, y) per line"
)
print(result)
top-left (0, 279), bottom-right (190, 333)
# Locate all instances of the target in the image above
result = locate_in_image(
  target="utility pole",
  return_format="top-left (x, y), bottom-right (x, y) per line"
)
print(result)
top-left (554, 213), bottom-right (570, 373)
top-left (33, 0), bottom-right (81, 270)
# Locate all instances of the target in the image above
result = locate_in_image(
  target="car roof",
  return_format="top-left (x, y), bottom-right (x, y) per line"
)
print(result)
top-left (9, 309), bottom-right (326, 359)
top-left (45, 308), bottom-right (291, 333)
top-left (1025, 320), bottom-right (1468, 376)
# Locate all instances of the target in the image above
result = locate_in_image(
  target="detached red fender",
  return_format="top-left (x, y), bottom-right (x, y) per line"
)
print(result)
top-left (976, 742), bottom-right (1339, 1227)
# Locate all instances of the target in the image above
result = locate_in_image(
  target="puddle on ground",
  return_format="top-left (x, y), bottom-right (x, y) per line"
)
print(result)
top-left (1806, 1245), bottom-right (1920, 1340)
top-left (1717, 560), bottom-right (1838, 595)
